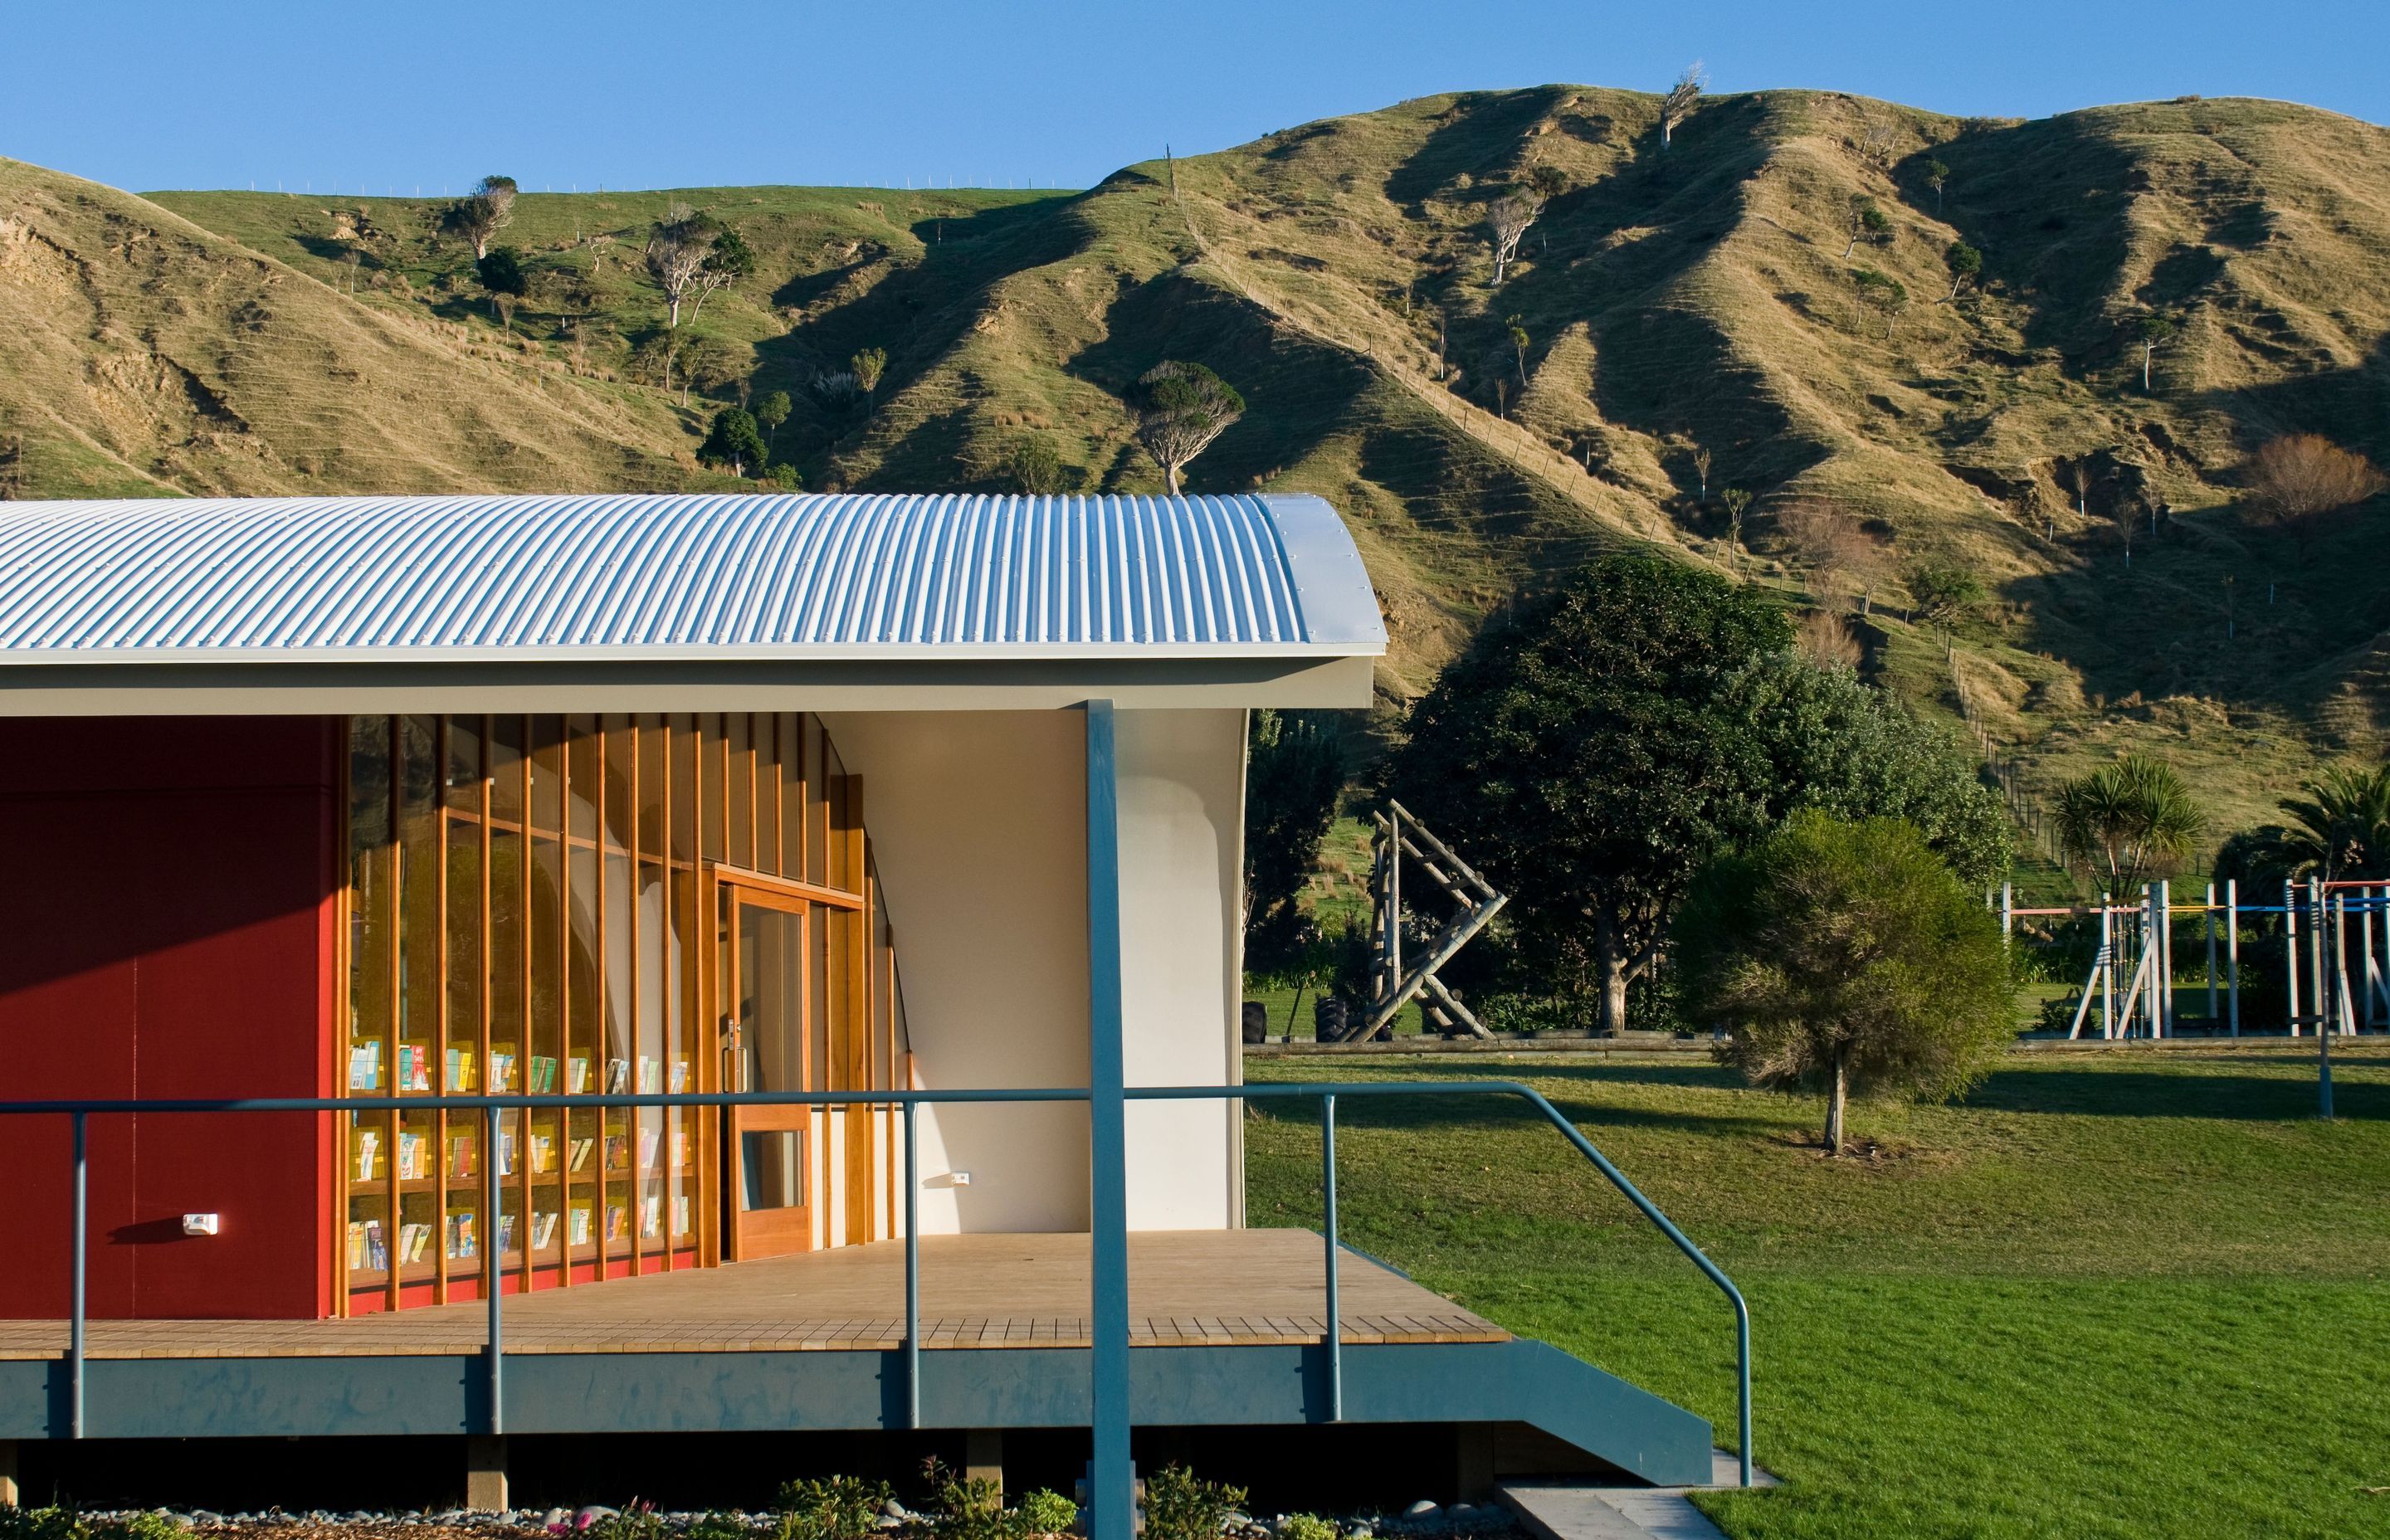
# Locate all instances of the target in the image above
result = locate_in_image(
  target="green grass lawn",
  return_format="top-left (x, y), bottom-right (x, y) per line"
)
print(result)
top-left (1241, 1044), bottom-right (2390, 1539)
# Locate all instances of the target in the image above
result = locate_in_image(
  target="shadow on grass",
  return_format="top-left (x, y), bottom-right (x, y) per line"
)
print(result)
top-left (1959, 1064), bottom-right (2389, 1120)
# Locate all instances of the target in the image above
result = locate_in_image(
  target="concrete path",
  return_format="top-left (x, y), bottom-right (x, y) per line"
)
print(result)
top-left (1497, 1451), bottom-right (1774, 1540)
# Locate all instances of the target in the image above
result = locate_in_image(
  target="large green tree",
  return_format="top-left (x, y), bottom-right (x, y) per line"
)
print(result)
top-left (2054, 754), bottom-right (2203, 891)
top-left (1715, 651), bottom-right (2012, 887)
top-left (1242, 709), bottom-right (1344, 972)
top-left (2217, 761), bottom-right (2390, 886)
top-left (1386, 554), bottom-right (1790, 1032)
top-left (697, 405), bottom-right (767, 478)
top-left (1675, 812), bottom-right (2013, 1154)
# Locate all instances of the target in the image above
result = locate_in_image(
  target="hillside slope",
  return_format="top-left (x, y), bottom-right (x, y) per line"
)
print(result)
top-left (12, 87), bottom-right (2390, 845)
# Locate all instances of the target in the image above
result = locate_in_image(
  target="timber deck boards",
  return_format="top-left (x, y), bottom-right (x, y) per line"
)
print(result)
top-left (0, 1229), bottom-right (1505, 1359)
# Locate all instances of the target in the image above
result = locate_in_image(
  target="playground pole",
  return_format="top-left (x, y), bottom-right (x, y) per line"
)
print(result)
top-left (2364, 884), bottom-right (2378, 1031)
top-left (2317, 883), bottom-right (2335, 1119)
top-left (2334, 892), bottom-right (2354, 1036)
top-left (2100, 894), bottom-right (2114, 1040)
top-left (2226, 879), bottom-right (2240, 1038)
top-left (2146, 885), bottom-right (2163, 1038)
top-left (2159, 878), bottom-right (2174, 1037)
top-left (2308, 878), bottom-right (2328, 1039)
top-left (2002, 881), bottom-right (2012, 943)
top-left (2285, 879), bottom-right (2301, 1036)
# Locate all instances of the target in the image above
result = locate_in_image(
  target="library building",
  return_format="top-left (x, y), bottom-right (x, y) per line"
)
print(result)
top-left (0, 491), bottom-right (1720, 1508)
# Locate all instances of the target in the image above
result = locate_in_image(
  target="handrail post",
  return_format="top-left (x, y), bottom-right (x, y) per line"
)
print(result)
top-left (1320, 1093), bottom-right (1341, 1424)
top-left (484, 1104), bottom-right (504, 1435)
top-left (904, 1099), bottom-right (920, 1430)
top-left (70, 1109), bottom-right (86, 1440)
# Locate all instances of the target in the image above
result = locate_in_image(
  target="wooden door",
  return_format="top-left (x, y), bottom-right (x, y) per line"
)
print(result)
top-left (723, 885), bottom-right (812, 1260)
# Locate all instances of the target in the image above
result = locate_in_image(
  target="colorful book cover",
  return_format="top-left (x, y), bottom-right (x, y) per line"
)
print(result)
top-left (347, 1040), bottom-right (383, 1091)
top-left (354, 1129), bottom-right (380, 1182)
top-left (445, 1048), bottom-right (476, 1092)
top-left (568, 1137), bottom-right (593, 1172)
top-left (395, 1132), bottom-right (426, 1181)
top-left (489, 1051), bottom-right (518, 1092)
top-left (604, 1204), bottom-right (627, 1242)
top-left (669, 1060), bottom-right (690, 1093)
top-left (637, 1129), bottom-right (660, 1170)
top-left (606, 1057), bottom-right (629, 1094)
top-left (396, 1044), bottom-right (432, 1092)
top-left (445, 1214), bottom-right (477, 1260)
top-left (345, 1221), bottom-right (366, 1270)
top-left (529, 1133), bottom-right (554, 1173)
top-left (640, 1195), bottom-right (662, 1238)
top-left (603, 1134), bottom-right (628, 1171)
top-left (497, 1132), bottom-right (518, 1177)
top-left (530, 1055), bottom-right (558, 1093)
top-left (363, 1220), bottom-right (388, 1272)
top-left (568, 1206), bottom-right (593, 1247)
top-left (566, 1056), bottom-right (590, 1094)
top-left (447, 1133), bottom-right (476, 1180)
top-left (672, 1195), bottom-right (691, 1235)
top-left (637, 1057), bottom-right (662, 1094)
top-left (531, 1211), bottom-right (558, 1251)
top-left (671, 1130), bottom-right (690, 1167)
top-left (496, 1213), bottom-right (518, 1255)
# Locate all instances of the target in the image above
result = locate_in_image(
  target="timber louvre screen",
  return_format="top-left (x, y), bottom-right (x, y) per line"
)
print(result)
top-left (339, 713), bottom-right (910, 1314)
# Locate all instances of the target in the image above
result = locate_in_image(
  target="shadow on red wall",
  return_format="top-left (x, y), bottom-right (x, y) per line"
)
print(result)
top-left (0, 716), bottom-right (339, 1319)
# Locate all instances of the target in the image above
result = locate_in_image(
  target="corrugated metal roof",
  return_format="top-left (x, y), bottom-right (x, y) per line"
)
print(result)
top-left (0, 493), bottom-right (1386, 663)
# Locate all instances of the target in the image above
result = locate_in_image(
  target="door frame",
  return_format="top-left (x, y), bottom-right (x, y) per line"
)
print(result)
top-left (708, 864), bottom-right (866, 1262)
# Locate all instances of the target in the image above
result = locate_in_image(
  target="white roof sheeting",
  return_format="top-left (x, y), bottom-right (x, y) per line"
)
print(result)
top-left (0, 492), bottom-right (1385, 664)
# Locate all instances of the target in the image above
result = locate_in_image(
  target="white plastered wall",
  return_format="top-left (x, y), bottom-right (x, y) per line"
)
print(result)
top-left (819, 706), bottom-right (1246, 1235)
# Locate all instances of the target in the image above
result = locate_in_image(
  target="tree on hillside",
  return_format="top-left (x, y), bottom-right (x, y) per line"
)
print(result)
top-left (1842, 196), bottom-right (1890, 258)
top-left (684, 336), bottom-right (745, 406)
top-left (1851, 267), bottom-right (1907, 338)
top-left (474, 246), bottom-right (527, 322)
top-left (1910, 565), bottom-right (1985, 635)
top-left (441, 175), bottom-right (517, 260)
top-left (2220, 763), bottom-right (2390, 885)
top-left (644, 204), bottom-right (721, 329)
top-left (1690, 445), bottom-right (1714, 503)
top-left (698, 406), bottom-right (768, 479)
top-left (2134, 311), bottom-right (2175, 392)
top-left (1383, 555), bottom-right (1792, 1033)
top-left (1525, 164), bottom-right (1570, 201)
top-left (851, 347), bottom-right (888, 414)
top-left (753, 389), bottom-right (792, 451)
top-left (1132, 360), bottom-right (1244, 495)
top-left (2244, 433), bottom-right (2384, 562)
top-left (1005, 435), bottom-right (1066, 495)
top-left (1242, 709), bottom-right (1345, 972)
top-left (1944, 241), bottom-right (1982, 300)
top-left (1924, 158), bottom-right (1952, 214)
top-left (631, 329), bottom-right (683, 397)
top-left (1720, 486), bottom-right (1753, 569)
top-left (1505, 314), bottom-right (1530, 387)
top-left (1675, 812), bottom-right (2012, 1155)
top-left (2055, 754), bottom-right (2204, 890)
top-left (1661, 62), bottom-right (1705, 149)
top-left (1781, 500), bottom-right (1888, 614)
top-left (689, 226), bottom-right (755, 325)
top-left (1796, 607), bottom-right (1861, 668)
top-left (1484, 192), bottom-right (1540, 286)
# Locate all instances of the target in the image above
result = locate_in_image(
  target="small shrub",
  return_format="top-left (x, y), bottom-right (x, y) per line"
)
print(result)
top-left (587, 1503), bottom-right (663, 1540)
top-left (685, 1516), bottom-right (754, 1540)
top-left (776, 1477), bottom-right (891, 1540)
top-left (1143, 1464), bottom-right (1246, 1540)
top-left (1015, 1491), bottom-right (1078, 1536)
top-left (1279, 1518), bottom-right (1338, 1540)
top-left (920, 1458), bottom-right (1021, 1540)
top-left (0, 1508), bottom-right (85, 1540)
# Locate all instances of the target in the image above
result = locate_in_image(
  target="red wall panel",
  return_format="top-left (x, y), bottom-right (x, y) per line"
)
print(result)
top-left (0, 717), bottom-right (338, 1319)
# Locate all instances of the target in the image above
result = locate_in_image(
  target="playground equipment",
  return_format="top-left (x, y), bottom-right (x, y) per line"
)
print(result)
top-left (1347, 801), bottom-right (1507, 1040)
top-left (2005, 875), bottom-right (2390, 1038)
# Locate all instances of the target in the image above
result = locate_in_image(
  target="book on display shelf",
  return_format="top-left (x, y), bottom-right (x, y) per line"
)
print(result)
top-left (530, 1211), bottom-right (558, 1251)
top-left (445, 1213), bottom-right (477, 1260)
top-left (396, 1221), bottom-right (432, 1265)
top-left (488, 1050), bottom-right (518, 1092)
top-left (444, 1047), bottom-right (477, 1091)
top-left (603, 1133), bottom-right (628, 1172)
top-left (347, 1040), bottom-right (383, 1091)
top-left (447, 1133), bottom-right (477, 1180)
top-left (527, 1055), bottom-right (558, 1093)
top-left (396, 1044), bottom-right (432, 1092)
top-left (637, 1128), bottom-right (660, 1169)
top-left (566, 1056), bottom-right (590, 1094)
top-left (354, 1129), bottom-right (380, 1182)
top-left (606, 1057), bottom-right (630, 1093)
top-left (604, 1204), bottom-right (627, 1242)
top-left (640, 1194), bottom-right (662, 1238)
top-left (568, 1137), bottom-right (594, 1172)
top-left (496, 1213), bottom-right (518, 1255)
top-left (669, 1060), bottom-right (690, 1094)
top-left (347, 1219), bottom-right (388, 1273)
top-left (528, 1133), bottom-right (555, 1173)
top-left (395, 1131), bottom-right (427, 1181)
top-left (637, 1057), bottom-right (662, 1094)
top-left (497, 1131), bottom-right (519, 1176)
top-left (568, 1206), bottom-right (593, 1247)
top-left (671, 1194), bottom-right (691, 1235)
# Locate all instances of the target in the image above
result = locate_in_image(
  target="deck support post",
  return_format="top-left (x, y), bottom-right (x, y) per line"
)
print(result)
top-left (1320, 1094), bottom-right (1342, 1423)
top-left (965, 1430), bottom-right (1005, 1499)
top-left (1084, 701), bottom-right (1134, 1540)
top-left (466, 1434), bottom-right (509, 1512)
top-left (0, 1439), bottom-right (18, 1506)
top-left (70, 1109), bottom-right (85, 1440)
top-left (1454, 1425), bottom-right (1495, 1503)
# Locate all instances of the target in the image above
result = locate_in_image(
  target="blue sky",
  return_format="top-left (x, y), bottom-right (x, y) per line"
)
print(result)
top-left (7, 1), bottom-right (2387, 194)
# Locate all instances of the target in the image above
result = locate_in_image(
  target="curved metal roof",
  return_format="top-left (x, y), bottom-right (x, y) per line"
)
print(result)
top-left (0, 492), bottom-right (1385, 664)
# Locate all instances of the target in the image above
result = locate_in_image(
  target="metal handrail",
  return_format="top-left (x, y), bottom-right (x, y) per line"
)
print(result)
top-left (0, 1079), bottom-right (1753, 1489)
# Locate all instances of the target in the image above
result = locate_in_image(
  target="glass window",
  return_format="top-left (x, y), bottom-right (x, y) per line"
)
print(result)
top-left (779, 714), bottom-right (804, 878)
top-left (568, 714), bottom-right (600, 845)
top-left (729, 714), bottom-right (753, 868)
top-left (637, 715), bottom-right (666, 860)
top-left (603, 715), bottom-right (634, 851)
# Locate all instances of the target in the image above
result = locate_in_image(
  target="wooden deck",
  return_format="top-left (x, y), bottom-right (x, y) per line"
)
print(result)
top-left (0, 1230), bottom-right (1505, 1359)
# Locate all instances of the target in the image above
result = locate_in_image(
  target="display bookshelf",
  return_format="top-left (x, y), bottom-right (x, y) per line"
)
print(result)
top-left (339, 711), bottom-right (906, 1312)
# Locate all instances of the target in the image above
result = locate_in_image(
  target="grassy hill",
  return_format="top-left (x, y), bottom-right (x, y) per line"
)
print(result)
top-left (8, 85), bottom-right (2390, 850)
